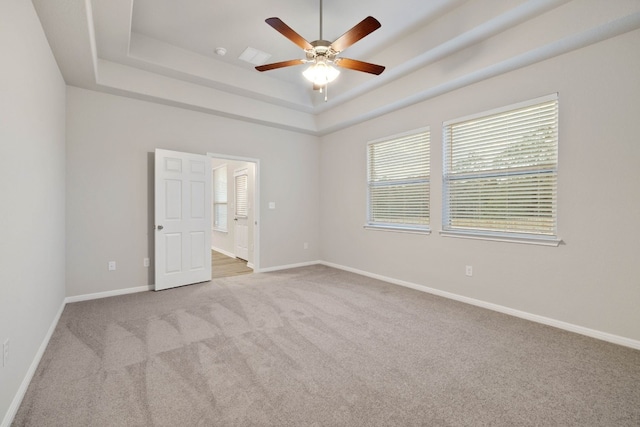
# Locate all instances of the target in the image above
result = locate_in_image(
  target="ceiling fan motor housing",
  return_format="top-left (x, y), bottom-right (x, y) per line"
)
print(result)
top-left (306, 40), bottom-right (338, 62)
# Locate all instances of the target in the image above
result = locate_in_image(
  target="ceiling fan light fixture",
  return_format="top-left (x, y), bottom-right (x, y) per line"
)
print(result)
top-left (303, 60), bottom-right (340, 85)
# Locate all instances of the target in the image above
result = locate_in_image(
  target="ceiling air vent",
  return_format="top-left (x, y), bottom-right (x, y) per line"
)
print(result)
top-left (239, 47), bottom-right (272, 66)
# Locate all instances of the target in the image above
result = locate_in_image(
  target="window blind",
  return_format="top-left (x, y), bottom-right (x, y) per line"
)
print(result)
top-left (443, 95), bottom-right (558, 237)
top-left (213, 166), bottom-right (228, 231)
top-left (367, 129), bottom-right (430, 229)
top-left (235, 173), bottom-right (248, 217)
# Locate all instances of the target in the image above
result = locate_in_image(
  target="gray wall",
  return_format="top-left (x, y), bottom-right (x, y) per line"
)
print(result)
top-left (0, 0), bottom-right (66, 423)
top-left (65, 87), bottom-right (320, 297)
top-left (319, 29), bottom-right (640, 342)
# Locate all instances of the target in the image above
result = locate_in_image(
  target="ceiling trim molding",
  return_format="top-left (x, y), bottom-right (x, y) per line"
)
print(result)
top-left (126, 34), bottom-right (315, 113)
top-left (33, 0), bottom-right (640, 136)
top-left (88, 9), bottom-right (640, 137)
top-left (85, 0), bottom-right (99, 80)
top-left (316, 0), bottom-right (570, 114)
top-left (95, 59), bottom-right (320, 134)
top-left (318, 11), bottom-right (640, 135)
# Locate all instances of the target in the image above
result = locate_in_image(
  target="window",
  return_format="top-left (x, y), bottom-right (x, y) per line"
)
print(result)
top-left (366, 128), bottom-right (430, 232)
top-left (442, 94), bottom-right (559, 245)
top-left (235, 171), bottom-right (248, 218)
top-left (213, 165), bottom-right (228, 231)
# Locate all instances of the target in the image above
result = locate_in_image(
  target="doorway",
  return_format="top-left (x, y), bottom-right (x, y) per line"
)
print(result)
top-left (209, 153), bottom-right (259, 279)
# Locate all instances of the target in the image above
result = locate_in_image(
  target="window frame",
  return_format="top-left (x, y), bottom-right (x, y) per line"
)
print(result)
top-left (365, 127), bottom-right (431, 234)
top-left (441, 94), bottom-right (561, 246)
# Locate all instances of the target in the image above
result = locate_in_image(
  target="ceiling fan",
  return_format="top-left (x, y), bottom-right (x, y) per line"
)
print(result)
top-left (255, 0), bottom-right (385, 94)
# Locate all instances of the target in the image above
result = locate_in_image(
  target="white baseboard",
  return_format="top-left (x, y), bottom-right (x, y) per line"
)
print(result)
top-left (256, 260), bottom-right (321, 273)
top-left (211, 246), bottom-right (235, 258)
top-left (1, 300), bottom-right (65, 427)
top-left (246, 262), bottom-right (254, 269)
top-left (65, 285), bottom-right (152, 303)
top-left (320, 261), bottom-right (640, 351)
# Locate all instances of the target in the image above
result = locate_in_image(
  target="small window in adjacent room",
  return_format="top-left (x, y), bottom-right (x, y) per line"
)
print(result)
top-left (213, 165), bottom-right (228, 232)
top-left (366, 128), bottom-right (430, 233)
top-left (442, 94), bottom-right (560, 245)
top-left (235, 171), bottom-right (248, 218)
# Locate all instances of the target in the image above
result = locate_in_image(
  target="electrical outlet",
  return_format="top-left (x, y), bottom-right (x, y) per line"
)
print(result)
top-left (143, 258), bottom-right (150, 267)
top-left (3, 339), bottom-right (9, 367)
top-left (108, 261), bottom-right (116, 271)
top-left (465, 265), bottom-right (473, 277)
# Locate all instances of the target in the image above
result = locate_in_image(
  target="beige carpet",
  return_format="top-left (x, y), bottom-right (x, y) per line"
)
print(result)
top-left (12, 265), bottom-right (640, 426)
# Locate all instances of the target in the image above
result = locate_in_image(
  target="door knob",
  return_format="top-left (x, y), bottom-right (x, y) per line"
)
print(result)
top-left (157, 225), bottom-right (164, 230)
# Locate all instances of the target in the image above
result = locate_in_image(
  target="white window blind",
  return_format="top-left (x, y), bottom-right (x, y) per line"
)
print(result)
top-left (235, 173), bottom-right (248, 218)
top-left (213, 165), bottom-right (227, 231)
top-left (367, 129), bottom-right (430, 230)
top-left (443, 94), bottom-right (558, 239)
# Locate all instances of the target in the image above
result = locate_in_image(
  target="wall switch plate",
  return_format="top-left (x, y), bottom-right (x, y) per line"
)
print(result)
top-left (143, 258), bottom-right (150, 267)
top-left (3, 339), bottom-right (9, 367)
top-left (465, 265), bottom-right (473, 277)
top-left (303, 242), bottom-right (309, 249)
top-left (108, 261), bottom-right (116, 271)
top-left (268, 202), bottom-right (276, 210)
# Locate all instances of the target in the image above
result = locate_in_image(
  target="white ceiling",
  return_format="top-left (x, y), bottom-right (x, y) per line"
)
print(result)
top-left (31, 0), bottom-right (640, 135)
top-left (130, 0), bottom-right (456, 75)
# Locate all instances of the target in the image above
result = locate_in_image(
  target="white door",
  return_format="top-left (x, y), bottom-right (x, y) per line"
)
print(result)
top-left (155, 149), bottom-right (211, 291)
top-left (234, 169), bottom-right (249, 261)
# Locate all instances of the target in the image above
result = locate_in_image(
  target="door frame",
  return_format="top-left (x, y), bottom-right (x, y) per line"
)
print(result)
top-left (208, 152), bottom-right (260, 272)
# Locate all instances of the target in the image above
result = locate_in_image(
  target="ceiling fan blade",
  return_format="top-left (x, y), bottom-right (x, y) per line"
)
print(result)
top-left (265, 17), bottom-right (313, 50)
top-left (330, 16), bottom-right (381, 53)
top-left (335, 58), bottom-right (385, 75)
top-left (255, 59), bottom-right (305, 72)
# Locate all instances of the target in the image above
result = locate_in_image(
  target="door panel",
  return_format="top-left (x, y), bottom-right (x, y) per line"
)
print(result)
top-left (190, 231), bottom-right (205, 269)
top-left (235, 223), bottom-right (248, 260)
top-left (165, 233), bottom-right (182, 273)
top-left (155, 149), bottom-right (211, 290)
top-left (190, 181), bottom-right (205, 218)
top-left (165, 180), bottom-right (182, 219)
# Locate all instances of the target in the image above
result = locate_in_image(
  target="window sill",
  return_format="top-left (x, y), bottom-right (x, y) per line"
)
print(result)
top-left (439, 230), bottom-right (562, 246)
top-left (364, 225), bottom-right (431, 235)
